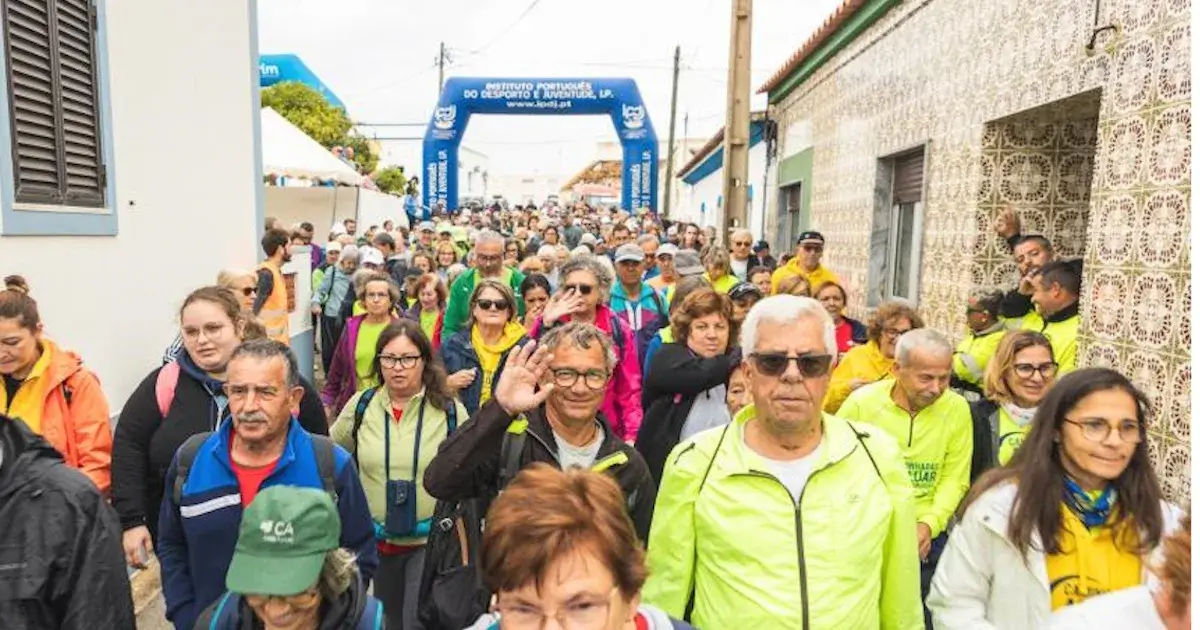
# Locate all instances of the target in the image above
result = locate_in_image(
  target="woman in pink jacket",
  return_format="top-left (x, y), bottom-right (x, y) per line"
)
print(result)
top-left (532, 254), bottom-right (642, 441)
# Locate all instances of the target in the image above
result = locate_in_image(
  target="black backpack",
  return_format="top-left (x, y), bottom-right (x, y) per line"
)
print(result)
top-left (350, 387), bottom-right (459, 470)
top-left (416, 423), bottom-right (527, 630)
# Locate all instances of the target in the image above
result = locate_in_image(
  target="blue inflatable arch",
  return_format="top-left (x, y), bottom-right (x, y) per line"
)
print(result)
top-left (423, 77), bottom-right (659, 212)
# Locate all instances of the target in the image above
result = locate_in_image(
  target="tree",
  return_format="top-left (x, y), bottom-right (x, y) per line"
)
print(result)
top-left (261, 82), bottom-right (379, 174)
top-left (374, 166), bottom-right (408, 194)
top-left (261, 82), bottom-right (353, 147)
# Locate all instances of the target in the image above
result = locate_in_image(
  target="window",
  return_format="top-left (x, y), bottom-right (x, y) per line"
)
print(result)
top-left (868, 147), bottom-right (926, 305)
top-left (3, 0), bottom-right (106, 208)
top-left (776, 182), bottom-right (803, 253)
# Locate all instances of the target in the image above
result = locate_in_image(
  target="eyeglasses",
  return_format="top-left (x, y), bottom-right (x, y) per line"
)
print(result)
top-left (245, 588), bottom-right (321, 611)
top-left (224, 384), bottom-right (282, 403)
top-left (802, 245), bottom-right (824, 253)
top-left (239, 287), bottom-right (257, 297)
top-left (1063, 417), bottom-right (1142, 443)
top-left (379, 354), bottom-right (421, 370)
top-left (476, 254), bottom-right (502, 263)
top-left (497, 587), bottom-right (616, 629)
top-left (563, 284), bottom-right (595, 296)
top-left (882, 327), bottom-right (913, 339)
top-left (474, 298), bottom-right (510, 311)
top-left (364, 291), bottom-right (391, 301)
top-left (749, 353), bottom-right (834, 378)
top-left (733, 240), bottom-right (752, 247)
top-left (550, 367), bottom-right (609, 390)
top-left (1012, 361), bottom-right (1058, 380)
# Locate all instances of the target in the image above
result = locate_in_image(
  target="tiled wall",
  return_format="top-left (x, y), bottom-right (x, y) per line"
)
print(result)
top-left (769, 0), bottom-right (1191, 501)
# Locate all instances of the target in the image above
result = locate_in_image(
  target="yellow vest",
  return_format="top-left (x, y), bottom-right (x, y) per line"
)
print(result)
top-left (1046, 505), bottom-right (1142, 611)
top-left (995, 406), bottom-right (1031, 466)
top-left (258, 262), bottom-right (289, 344)
top-left (1028, 310), bottom-right (1080, 374)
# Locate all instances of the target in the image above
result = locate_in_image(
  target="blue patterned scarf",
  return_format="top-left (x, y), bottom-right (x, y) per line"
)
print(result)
top-left (1063, 475), bottom-right (1117, 528)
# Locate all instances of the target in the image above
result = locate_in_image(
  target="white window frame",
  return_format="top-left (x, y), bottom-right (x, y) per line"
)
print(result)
top-left (885, 200), bottom-right (924, 302)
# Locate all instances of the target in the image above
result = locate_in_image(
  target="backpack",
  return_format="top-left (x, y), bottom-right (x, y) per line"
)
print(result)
top-left (416, 419), bottom-right (528, 630)
top-left (350, 387), bottom-right (458, 472)
top-left (171, 431), bottom-right (339, 505)
top-left (632, 291), bottom-right (668, 367)
top-left (155, 362), bottom-right (182, 418)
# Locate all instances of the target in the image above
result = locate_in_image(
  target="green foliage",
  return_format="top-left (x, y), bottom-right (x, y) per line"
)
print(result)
top-left (341, 134), bottom-right (379, 174)
top-left (374, 166), bottom-right (408, 194)
top-left (261, 81), bottom-right (379, 174)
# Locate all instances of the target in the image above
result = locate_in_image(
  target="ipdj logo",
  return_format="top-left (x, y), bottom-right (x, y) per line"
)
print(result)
top-left (433, 106), bottom-right (457, 130)
top-left (259, 520), bottom-right (295, 543)
top-left (622, 104), bottom-right (645, 130)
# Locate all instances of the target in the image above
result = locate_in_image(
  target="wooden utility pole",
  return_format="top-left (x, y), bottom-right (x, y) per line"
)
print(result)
top-left (437, 42), bottom-right (447, 95)
top-left (719, 0), bottom-right (752, 245)
top-left (661, 45), bottom-right (682, 218)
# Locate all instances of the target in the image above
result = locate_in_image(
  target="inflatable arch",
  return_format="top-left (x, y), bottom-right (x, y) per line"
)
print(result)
top-left (423, 77), bottom-right (659, 212)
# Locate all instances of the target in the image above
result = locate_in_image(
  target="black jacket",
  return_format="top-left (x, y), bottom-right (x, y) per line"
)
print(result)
top-left (969, 399), bottom-right (1000, 483)
top-left (635, 342), bottom-right (738, 485)
top-left (423, 399), bottom-right (657, 541)
top-left (0, 416), bottom-right (135, 630)
top-left (111, 356), bottom-right (329, 542)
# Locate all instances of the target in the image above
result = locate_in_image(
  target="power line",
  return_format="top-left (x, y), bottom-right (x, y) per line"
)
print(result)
top-left (460, 0), bottom-right (545, 58)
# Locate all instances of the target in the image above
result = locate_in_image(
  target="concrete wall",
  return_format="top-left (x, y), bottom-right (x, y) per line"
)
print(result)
top-left (0, 0), bottom-right (259, 413)
top-left (266, 187), bottom-right (359, 237)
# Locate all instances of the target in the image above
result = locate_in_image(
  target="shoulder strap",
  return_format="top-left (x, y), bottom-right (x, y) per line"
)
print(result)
top-left (650, 289), bottom-right (667, 317)
top-left (683, 423), bottom-right (731, 622)
top-left (498, 419), bottom-right (528, 490)
top-left (610, 314), bottom-right (627, 354)
top-left (351, 387), bottom-right (379, 470)
top-left (310, 435), bottom-right (339, 500)
top-left (173, 432), bottom-right (214, 505)
top-left (446, 402), bottom-right (459, 433)
top-left (208, 591), bottom-right (236, 630)
top-left (156, 362), bottom-right (182, 419)
top-left (989, 408), bottom-right (1003, 466)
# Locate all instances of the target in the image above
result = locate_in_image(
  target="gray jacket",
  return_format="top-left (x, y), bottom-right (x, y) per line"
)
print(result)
top-left (313, 265), bottom-right (354, 317)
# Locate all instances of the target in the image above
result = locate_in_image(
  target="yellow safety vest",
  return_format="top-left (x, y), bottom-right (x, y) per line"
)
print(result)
top-left (952, 325), bottom-right (1007, 386)
top-left (258, 262), bottom-right (289, 344)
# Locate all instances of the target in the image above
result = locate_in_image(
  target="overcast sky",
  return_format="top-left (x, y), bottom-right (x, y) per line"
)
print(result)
top-left (257, 0), bottom-right (843, 175)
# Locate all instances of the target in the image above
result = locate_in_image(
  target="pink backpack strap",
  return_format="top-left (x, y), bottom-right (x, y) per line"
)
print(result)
top-left (155, 362), bottom-right (181, 418)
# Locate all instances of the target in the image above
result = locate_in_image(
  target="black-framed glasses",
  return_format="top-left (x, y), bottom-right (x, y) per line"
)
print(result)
top-left (563, 284), bottom-right (595, 296)
top-left (749, 353), bottom-right (834, 378)
top-left (1063, 417), bottom-right (1142, 443)
top-left (1012, 361), bottom-right (1058, 380)
top-left (474, 298), bottom-right (510, 311)
top-left (379, 354), bottom-right (421, 370)
top-left (550, 367), bottom-right (609, 390)
top-left (882, 327), bottom-right (912, 339)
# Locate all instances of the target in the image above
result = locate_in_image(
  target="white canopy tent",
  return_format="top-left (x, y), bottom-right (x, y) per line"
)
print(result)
top-left (260, 107), bottom-right (364, 186)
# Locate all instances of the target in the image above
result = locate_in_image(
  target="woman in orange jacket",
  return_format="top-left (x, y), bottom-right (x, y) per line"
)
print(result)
top-left (0, 287), bottom-right (112, 493)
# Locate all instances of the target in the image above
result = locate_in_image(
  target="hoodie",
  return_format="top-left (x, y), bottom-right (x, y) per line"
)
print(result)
top-left (194, 573), bottom-right (384, 630)
top-left (0, 337), bottom-right (111, 493)
top-left (0, 416), bottom-right (134, 629)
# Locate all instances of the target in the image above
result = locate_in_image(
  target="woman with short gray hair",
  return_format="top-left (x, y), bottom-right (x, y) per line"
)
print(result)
top-left (533, 254), bottom-right (643, 441)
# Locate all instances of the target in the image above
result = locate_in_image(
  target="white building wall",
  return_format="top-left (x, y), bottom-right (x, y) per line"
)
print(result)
top-left (678, 141), bottom-right (770, 239)
top-left (0, 0), bottom-right (260, 412)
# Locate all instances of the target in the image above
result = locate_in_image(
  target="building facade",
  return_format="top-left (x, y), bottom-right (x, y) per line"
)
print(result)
top-left (762, 0), bottom-right (1190, 501)
top-left (0, 0), bottom-right (262, 414)
top-left (677, 114), bottom-right (773, 238)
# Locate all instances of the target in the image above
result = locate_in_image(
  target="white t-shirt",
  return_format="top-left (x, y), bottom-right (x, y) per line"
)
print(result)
top-left (554, 422), bottom-right (605, 470)
top-left (753, 436), bottom-right (824, 504)
top-left (731, 257), bottom-right (750, 281)
top-left (680, 385), bottom-right (732, 441)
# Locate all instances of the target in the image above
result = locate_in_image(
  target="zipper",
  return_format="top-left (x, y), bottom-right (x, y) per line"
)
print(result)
top-left (743, 470), bottom-right (812, 629)
top-left (906, 410), bottom-right (917, 447)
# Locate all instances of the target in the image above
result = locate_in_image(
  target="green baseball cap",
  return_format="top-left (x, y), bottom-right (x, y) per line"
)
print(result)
top-left (225, 486), bottom-right (341, 596)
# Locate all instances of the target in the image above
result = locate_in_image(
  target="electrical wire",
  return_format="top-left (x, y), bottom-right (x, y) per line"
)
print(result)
top-left (460, 0), bottom-right (545, 58)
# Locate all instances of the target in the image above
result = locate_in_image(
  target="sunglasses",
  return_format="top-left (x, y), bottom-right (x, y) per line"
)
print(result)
top-left (239, 287), bottom-right (257, 297)
top-left (563, 284), bottom-right (594, 296)
top-left (750, 352), bottom-right (834, 378)
top-left (475, 298), bottom-right (510, 311)
top-left (733, 240), bottom-right (752, 246)
top-left (802, 245), bottom-right (824, 253)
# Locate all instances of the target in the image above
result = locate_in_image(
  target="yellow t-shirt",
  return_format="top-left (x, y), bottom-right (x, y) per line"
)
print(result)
top-left (355, 320), bottom-right (390, 390)
top-left (996, 407), bottom-right (1032, 466)
top-left (419, 309), bottom-right (439, 341)
top-left (1046, 504), bottom-right (1143, 611)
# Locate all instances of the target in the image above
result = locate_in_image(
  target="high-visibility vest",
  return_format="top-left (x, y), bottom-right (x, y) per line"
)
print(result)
top-left (258, 262), bottom-right (289, 344)
top-left (952, 326), bottom-right (1007, 386)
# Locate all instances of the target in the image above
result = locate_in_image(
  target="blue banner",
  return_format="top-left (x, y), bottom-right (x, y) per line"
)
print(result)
top-left (423, 77), bottom-right (659, 212)
top-left (259, 54), bottom-right (346, 111)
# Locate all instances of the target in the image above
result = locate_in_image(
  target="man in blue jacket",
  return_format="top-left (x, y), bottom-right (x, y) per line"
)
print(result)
top-left (157, 339), bottom-right (377, 630)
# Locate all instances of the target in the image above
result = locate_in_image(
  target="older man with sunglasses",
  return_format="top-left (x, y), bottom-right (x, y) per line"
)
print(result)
top-left (643, 295), bottom-right (923, 630)
top-left (770, 230), bottom-right (840, 294)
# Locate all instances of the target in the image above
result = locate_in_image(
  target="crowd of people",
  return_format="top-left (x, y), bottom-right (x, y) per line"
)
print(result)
top-left (0, 200), bottom-right (1187, 630)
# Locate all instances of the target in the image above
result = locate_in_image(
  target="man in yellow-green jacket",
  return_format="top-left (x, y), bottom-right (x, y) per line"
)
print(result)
top-left (837, 328), bottom-right (972, 628)
top-left (643, 295), bottom-right (924, 630)
top-left (1029, 260), bottom-right (1080, 374)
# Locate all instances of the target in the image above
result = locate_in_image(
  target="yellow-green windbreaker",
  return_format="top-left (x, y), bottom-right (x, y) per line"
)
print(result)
top-left (837, 379), bottom-right (973, 538)
top-left (1023, 303), bottom-right (1079, 375)
top-left (642, 406), bottom-right (924, 630)
top-left (952, 323), bottom-right (1008, 386)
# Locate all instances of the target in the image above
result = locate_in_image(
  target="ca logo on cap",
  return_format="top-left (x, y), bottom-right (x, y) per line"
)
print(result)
top-left (259, 520), bottom-right (295, 543)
